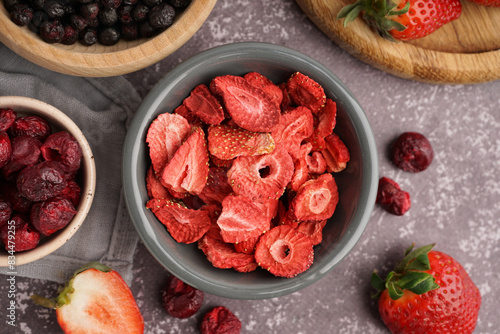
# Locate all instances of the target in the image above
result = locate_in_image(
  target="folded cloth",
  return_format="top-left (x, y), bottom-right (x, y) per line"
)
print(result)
top-left (0, 43), bottom-right (142, 285)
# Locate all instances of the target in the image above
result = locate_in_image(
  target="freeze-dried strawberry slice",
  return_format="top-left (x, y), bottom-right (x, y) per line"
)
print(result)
top-left (233, 261), bottom-right (258, 273)
top-left (174, 104), bottom-right (198, 124)
top-left (217, 195), bottom-right (270, 244)
top-left (243, 72), bottom-right (283, 109)
top-left (289, 157), bottom-right (309, 192)
top-left (146, 112), bottom-right (192, 175)
top-left (321, 132), bottom-right (350, 173)
top-left (146, 166), bottom-right (172, 200)
top-left (278, 83), bottom-right (296, 112)
top-left (198, 167), bottom-right (233, 205)
top-left (146, 198), bottom-right (211, 244)
top-left (299, 143), bottom-right (327, 175)
top-left (289, 173), bottom-right (339, 221)
top-left (271, 106), bottom-right (314, 160)
top-left (234, 236), bottom-right (260, 254)
top-left (227, 145), bottom-right (294, 202)
top-left (183, 84), bottom-right (225, 125)
top-left (210, 75), bottom-right (280, 132)
top-left (198, 234), bottom-right (255, 269)
top-left (255, 225), bottom-right (314, 278)
top-left (317, 98), bottom-right (337, 138)
top-left (201, 204), bottom-right (223, 241)
top-left (295, 219), bottom-right (328, 246)
top-left (160, 127), bottom-right (209, 196)
top-left (207, 124), bottom-right (275, 161)
top-left (210, 155), bottom-right (234, 168)
top-left (287, 72), bottom-right (326, 114)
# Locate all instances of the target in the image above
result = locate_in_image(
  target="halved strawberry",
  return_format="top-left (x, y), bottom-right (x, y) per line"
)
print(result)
top-left (287, 72), bottom-right (326, 114)
top-left (243, 72), bottom-right (283, 109)
top-left (207, 123), bottom-right (275, 160)
top-left (210, 75), bottom-right (280, 132)
top-left (146, 165), bottom-right (172, 200)
top-left (198, 234), bottom-right (255, 269)
top-left (31, 262), bottom-right (144, 334)
top-left (146, 198), bottom-right (211, 244)
top-left (198, 167), bottom-right (233, 205)
top-left (295, 219), bottom-right (328, 246)
top-left (216, 195), bottom-right (270, 244)
top-left (254, 225), bottom-right (314, 278)
top-left (183, 84), bottom-right (225, 125)
top-left (321, 132), bottom-right (351, 173)
top-left (146, 112), bottom-right (192, 175)
top-left (227, 145), bottom-right (294, 202)
top-left (160, 127), bottom-right (209, 196)
top-left (289, 173), bottom-right (339, 221)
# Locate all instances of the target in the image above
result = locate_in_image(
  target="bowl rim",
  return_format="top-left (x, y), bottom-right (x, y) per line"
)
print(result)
top-left (0, 96), bottom-right (96, 267)
top-left (123, 42), bottom-right (379, 299)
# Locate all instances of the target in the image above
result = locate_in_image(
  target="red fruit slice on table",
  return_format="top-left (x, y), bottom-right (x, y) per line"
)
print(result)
top-left (200, 306), bottom-right (242, 334)
top-left (289, 173), bottom-right (339, 222)
top-left (287, 72), bottom-right (326, 114)
top-left (146, 165), bottom-right (172, 200)
top-left (376, 177), bottom-right (411, 215)
top-left (182, 84), bottom-right (225, 125)
top-left (146, 112), bottom-right (192, 174)
top-left (31, 262), bottom-right (144, 334)
top-left (216, 195), bottom-right (270, 244)
top-left (210, 75), bottom-right (280, 132)
top-left (227, 145), bottom-right (294, 202)
top-left (255, 225), bottom-right (314, 278)
top-left (147, 198), bottom-right (211, 244)
top-left (198, 234), bottom-right (255, 269)
top-left (198, 167), bottom-right (233, 205)
top-left (207, 123), bottom-right (275, 160)
top-left (161, 276), bottom-right (204, 319)
top-left (160, 127), bottom-right (209, 196)
top-left (243, 71), bottom-right (283, 109)
top-left (321, 132), bottom-right (350, 173)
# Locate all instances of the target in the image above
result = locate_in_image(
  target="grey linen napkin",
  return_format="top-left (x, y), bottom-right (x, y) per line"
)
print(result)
top-left (0, 43), bottom-right (142, 285)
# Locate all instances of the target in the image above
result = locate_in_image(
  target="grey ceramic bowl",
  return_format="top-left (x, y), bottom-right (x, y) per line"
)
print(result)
top-left (123, 42), bottom-right (378, 300)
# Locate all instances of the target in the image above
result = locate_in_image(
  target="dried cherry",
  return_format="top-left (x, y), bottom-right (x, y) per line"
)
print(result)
top-left (0, 214), bottom-right (40, 252)
top-left (10, 115), bottom-right (51, 141)
top-left (391, 132), bottom-right (433, 173)
top-left (376, 177), bottom-right (411, 216)
top-left (41, 131), bottom-right (82, 175)
top-left (17, 161), bottom-right (68, 202)
top-left (2, 135), bottom-right (42, 178)
top-left (0, 200), bottom-right (12, 227)
top-left (0, 108), bottom-right (17, 132)
top-left (60, 180), bottom-right (81, 208)
top-left (0, 180), bottom-right (33, 213)
top-left (30, 196), bottom-right (76, 236)
top-left (200, 306), bottom-right (242, 334)
top-left (161, 276), bottom-right (204, 319)
top-left (0, 131), bottom-right (12, 169)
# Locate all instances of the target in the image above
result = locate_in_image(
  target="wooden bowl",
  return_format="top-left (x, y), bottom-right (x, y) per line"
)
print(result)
top-left (0, 0), bottom-right (217, 77)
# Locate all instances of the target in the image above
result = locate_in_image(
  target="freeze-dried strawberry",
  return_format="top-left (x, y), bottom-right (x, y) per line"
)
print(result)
top-left (10, 115), bottom-right (52, 141)
top-left (210, 75), bottom-right (280, 132)
top-left (234, 235), bottom-right (260, 254)
top-left (295, 219), bottom-right (327, 246)
top-left (210, 155), bottom-right (234, 168)
top-left (287, 72), bottom-right (326, 114)
top-left (183, 84), bottom-right (225, 125)
top-left (174, 104), bottom-right (198, 124)
top-left (227, 145), bottom-right (294, 202)
top-left (217, 195), bottom-right (270, 244)
top-left (0, 200), bottom-right (12, 227)
top-left (376, 177), bottom-right (411, 215)
top-left (198, 167), bottom-right (233, 205)
top-left (17, 161), bottom-right (67, 202)
top-left (200, 306), bottom-right (242, 334)
top-left (2, 135), bottom-right (42, 178)
top-left (289, 157), bottom-right (309, 192)
top-left (255, 225), bottom-right (314, 278)
top-left (161, 276), bottom-right (204, 319)
top-left (243, 72), bottom-right (283, 109)
top-left (146, 166), bottom-right (171, 200)
top-left (322, 132), bottom-right (350, 173)
top-left (0, 131), bottom-right (11, 168)
top-left (207, 124), bottom-right (275, 160)
top-left (254, 198), bottom-right (280, 221)
top-left (289, 173), bottom-right (339, 222)
top-left (279, 83), bottom-right (296, 112)
top-left (146, 112), bottom-right (192, 175)
top-left (0, 108), bottom-right (17, 132)
top-left (60, 180), bottom-right (81, 208)
top-left (297, 142), bottom-right (328, 175)
top-left (31, 197), bottom-right (77, 236)
top-left (201, 203), bottom-right (223, 241)
top-left (316, 99), bottom-right (337, 138)
top-left (146, 198), bottom-right (211, 244)
top-left (41, 131), bottom-right (82, 175)
top-left (233, 261), bottom-right (258, 273)
top-left (271, 106), bottom-right (314, 160)
top-left (160, 127), bottom-right (209, 196)
top-left (0, 214), bottom-right (40, 252)
top-left (198, 234), bottom-right (255, 269)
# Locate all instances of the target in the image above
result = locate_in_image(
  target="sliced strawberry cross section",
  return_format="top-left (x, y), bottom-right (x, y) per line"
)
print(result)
top-left (287, 72), bottom-right (326, 114)
top-left (210, 75), bottom-right (280, 132)
top-left (255, 225), bottom-right (314, 278)
top-left (321, 132), bottom-right (351, 173)
top-left (182, 84), bottom-right (225, 125)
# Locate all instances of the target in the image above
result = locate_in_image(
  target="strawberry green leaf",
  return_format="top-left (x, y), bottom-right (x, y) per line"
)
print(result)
top-left (30, 295), bottom-right (57, 309)
top-left (371, 271), bottom-right (385, 291)
top-left (387, 281), bottom-right (404, 300)
top-left (395, 244), bottom-right (435, 273)
top-left (407, 254), bottom-right (431, 271)
top-left (409, 277), bottom-right (440, 295)
top-left (396, 271), bottom-right (435, 290)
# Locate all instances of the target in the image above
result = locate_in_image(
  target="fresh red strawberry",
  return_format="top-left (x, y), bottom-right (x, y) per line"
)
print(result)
top-left (31, 262), bottom-right (144, 334)
top-left (254, 225), bottom-right (314, 278)
top-left (183, 84), bottom-right (225, 125)
top-left (160, 127), bottom-right (209, 196)
top-left (466, 0), bottom-right (500, 6)
top-left (207, 123), bottom-right (275, 160)
top-left (337, 0), bottom-right (462, 41)
top-left (295, 219), bottom-right (327, 246)
top-left (146, 165), bottom-right (172, 200)
top-left (287, 72), bottom-right (326, 114)
top-left (146, 112), bottom-right (192, 174)
top-left (198, 234), bottom-right (255, 269)
top-left (289, 173), bottom-right (339, 221)
top-left (210, 75), bottom-right (280, 132)
top-left (216, 195), bottom-right (270, 244)
top-left (243, 72), bottom-right (283, 109)
top-left (321, 132), bottom-right (350, 172)
top-left (198, 167), bottom-right (233, 205)
top-left (227, 145), bottom-right (294, 202)
top-left (146, 198), bottom-right (211, 244)
top-left (372, 244), bottom-right (481, 334)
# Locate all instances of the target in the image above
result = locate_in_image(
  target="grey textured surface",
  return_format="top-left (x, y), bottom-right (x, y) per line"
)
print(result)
top-left (1, 0), bottom-right (500, 333)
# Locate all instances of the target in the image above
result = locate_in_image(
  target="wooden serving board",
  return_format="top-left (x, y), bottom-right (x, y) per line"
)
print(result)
top-left (295, 0), bottom-right (500, 84)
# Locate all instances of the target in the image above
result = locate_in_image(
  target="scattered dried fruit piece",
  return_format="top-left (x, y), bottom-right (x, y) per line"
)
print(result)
top-left (392, 132), bottom-right (434, 173)
top-left (200, 306), bottom-right (242, 334)
top-left (376, 177), bottom-right (411, 215)
top-left (161, 276), bottom-right (204, 319)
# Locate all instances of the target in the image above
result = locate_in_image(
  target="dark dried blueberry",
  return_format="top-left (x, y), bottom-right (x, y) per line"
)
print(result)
top-left (376, 177), bottom-right (411, 216)
top-left (148, 3), bottom-right (175, 30)
top-left (200, 306), bottom-right (242, 334)
top-left (87, 16), bottom-right (99, 28)
top-left (99, 26), bottom-right (120, 45)
top-left (117, 5), bottom-right (133, 24)
top-left (39, 20), bottom-right (65, 43)
top-left (79, 28), bottom-right (97, 45)
top-left (70, 14), bottom-right (88, 30)
top-left (80, 2), bottom-right (99, 19)
top-left (98, 7), bottom-right (118, 26)
top-left (2, 136), bottom-right (42, 178)
top-left (4, 0), bottom-right (20, 11)
top-left (0, 200), bottom-right (12, 228)
top-left (17, 161), bottom-right (68, 202)
top-left (10, 4), bottom-right (34, 26)
top-left (132, 3), bottom-right (149, 22)
top-left (77, 0), bottom-right (93, 4)
top-left (123, 0), bottom-right (137, 5)
top-left (121, 23), bottom-right (138, 40)
top-left (139, 21), bottom-right (156, 38)
top-left (43, 0), bottom-right (66, 18)
top-left (0, 108), bottom-right (17, 132)
top-left (161, 276), bottom-right (204, 319)
top-left (63, 3), bottom-right (75, 15)
top-left (168, 0), bottom-right (190, 8)
top-left (31, 10), bottom-right (50, 29)
top-left (0, 215), bottom-right (40, 252)
top-left (143, 0), bottom-right (160, 7)
top-left (391, 132), bottom-right (433, 173)
top-left (31, 0), bottom-right (47, 10)
top-left (30, 196), bottom-right (76, 236)
top-left (10, 115), bottom-right (51, 141)
top-left (0, 131), bottom-right (12, 169)
top-left (61, 24), bottom-right (79, 45)
top-left (100, 0), bottom-right (121, 8)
